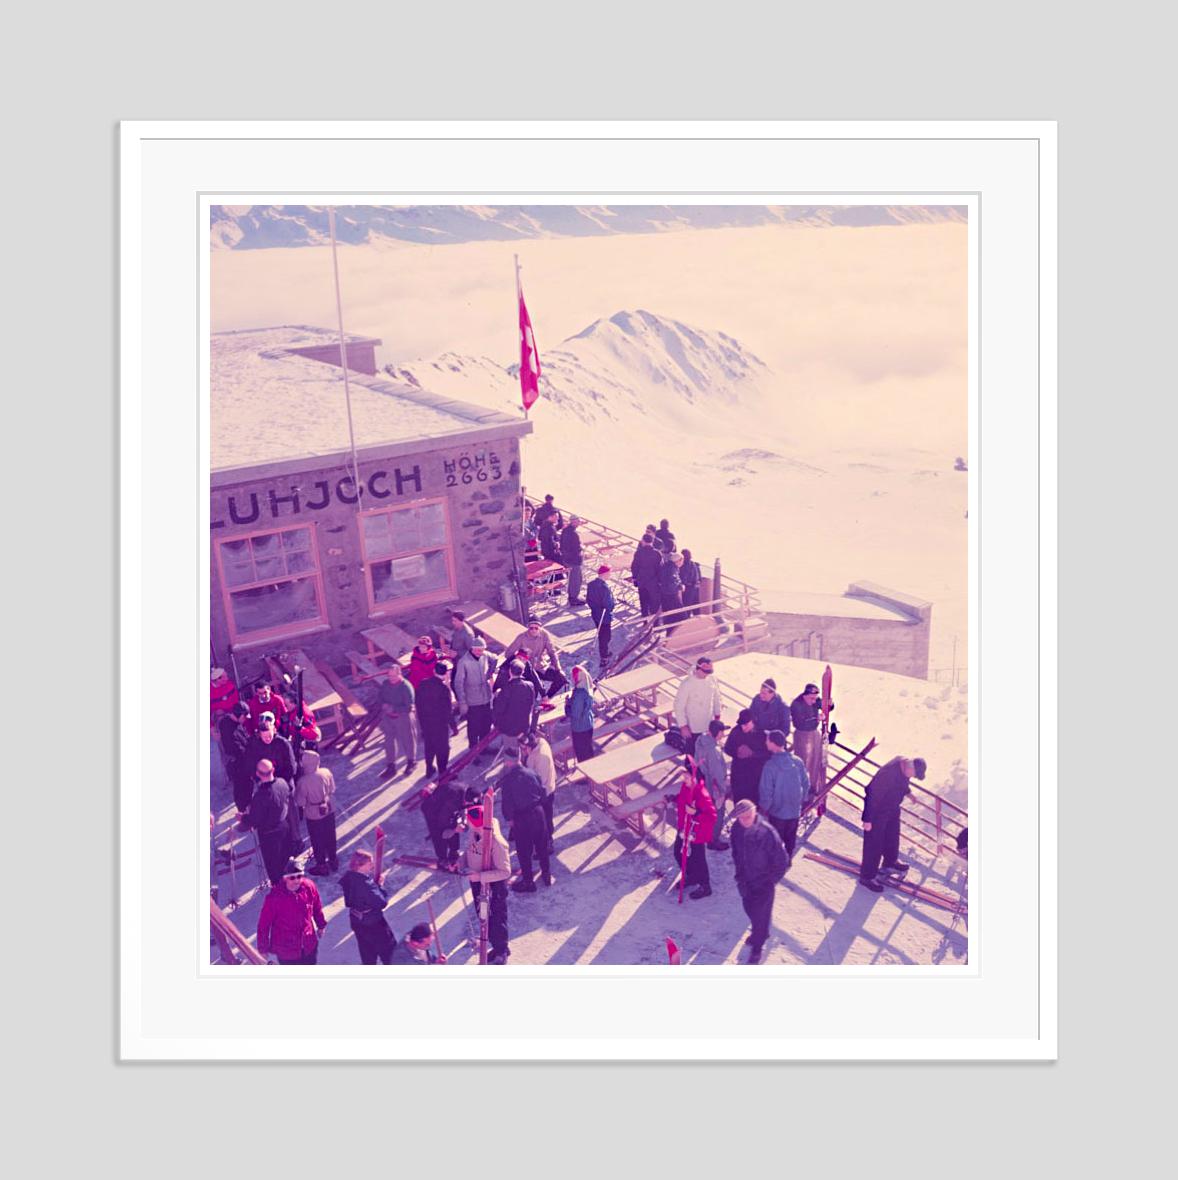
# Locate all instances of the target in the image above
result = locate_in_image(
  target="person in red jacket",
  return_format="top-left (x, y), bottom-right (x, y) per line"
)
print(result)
top-left (247, 682), bottom-right (288, 735)
top-left (210, 667), bottom-right (240, 724)
top-left (406, 636), bottom-right (439, 690)
top-left (256, 860), bottom-right (327, 964)
top-left (674, 757), bottom-right (718, 900)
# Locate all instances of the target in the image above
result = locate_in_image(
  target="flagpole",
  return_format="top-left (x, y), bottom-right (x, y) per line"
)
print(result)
top-left (514, 253), bottom-right (527, 420)
top-left (328, 207), bottom-right (364, 515)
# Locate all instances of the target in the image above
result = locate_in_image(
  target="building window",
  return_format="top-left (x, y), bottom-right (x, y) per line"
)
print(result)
top-left (217, 525), bottom-right (327, 643)
top-left (360, 499), bottom-right (455, 612)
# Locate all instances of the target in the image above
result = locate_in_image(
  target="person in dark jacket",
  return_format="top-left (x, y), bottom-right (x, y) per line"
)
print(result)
top-left (420, 778), bottom-right (466, 869)
top-left (630, 533), bottom-right (663, 620)
top-left (655, 519), bottom-right (677, 554)
top-left (659, 551), bottom-right (685, 617)
top-left (859, 755), bottom-right (925, 890)
top-left (499, 746), bottom-right (551, 891)
top-left (790, 682), bottom-right (830, 802)
top-left (586, 564), bottom-right (616, 666)
top-left (729, 798), bottom-right (790, 963)
top-left (339, 848), bottom-right (396, 964)
top-left (531, 493), bottom-right (558, 531)
top-left (560, 516), bottom-right (585, 605)
top-left (539, 515), bottom-right (561, 562)
top-left (724, 709), bottom-right (769, 804)
top-left (219, 702), bottom-right (253, 813)
top-left (749, 678), bottom-right (791, 739)
top-left (242, 715), bottom-right (297, 790)
top-left (414, 660), bottom-right (455, 778)
top-left (492, 661), bottom-right (537, 741)
top-left (680, 548), bottom-right (702, 615)
top-left (247, 759), bottom-right (299, 883)
top-left (256, 860), bottom-right (327, 965)
top-left (294, 748), bottom-right (337, 875)
top-left (492, 650), bottom-right (544, 698)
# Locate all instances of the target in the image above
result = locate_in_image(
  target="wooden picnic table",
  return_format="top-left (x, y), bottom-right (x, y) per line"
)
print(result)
top-left (266, 649), bottom-right (344, 735)
top-left (577, 731), bottom-right (683, 837)
top-left (361, 623), bottom-right (418, 664)
top-left (596, 663), bottom-right (679, 713)
top-left (450, 601), bottom-right (523, 653)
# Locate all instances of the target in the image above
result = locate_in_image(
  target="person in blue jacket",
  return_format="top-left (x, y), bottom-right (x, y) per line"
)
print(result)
top-left (564, 663), bottom-right (596, 763)
top-left (757, 729), bottom-right (810, 857)
top-left (586, 565), bottom-right (616, 668)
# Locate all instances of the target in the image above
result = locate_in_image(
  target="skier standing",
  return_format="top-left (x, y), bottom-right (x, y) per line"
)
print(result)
top-left (790, 682), bottom-right (830, 802)
top-left (462, 794), bottom-right (512, 964)
top-left (586, 564), bottom-right (616, 668)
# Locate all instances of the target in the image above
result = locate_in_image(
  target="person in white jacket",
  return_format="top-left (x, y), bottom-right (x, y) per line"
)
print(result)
top-left (673, 655), bottom-right (722, 756)
top-left (522, 729), bottom-right (558, 853)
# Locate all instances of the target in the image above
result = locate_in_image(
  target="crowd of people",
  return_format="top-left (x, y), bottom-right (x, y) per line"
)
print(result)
top-left (210, 495), bottom-right (937, 967)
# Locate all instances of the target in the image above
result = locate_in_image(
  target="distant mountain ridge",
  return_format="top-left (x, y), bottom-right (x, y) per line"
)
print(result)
top-left (383, 308), bottom-right (769, 427)
top-left (211, 204), bottom-right (967, 249)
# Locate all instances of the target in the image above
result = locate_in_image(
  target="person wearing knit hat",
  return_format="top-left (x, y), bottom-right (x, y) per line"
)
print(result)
top-left (724, 708), bottom-right (769, 805)
top-left (255, 858), bottom-right (327, 965)
top-left (586, 565), bottom-right (617, 669)
top-left (749, 678), bottom-right (791, 739)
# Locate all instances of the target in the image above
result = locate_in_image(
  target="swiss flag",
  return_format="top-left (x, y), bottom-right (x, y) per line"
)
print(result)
top-left (518, 283), bottom-right (541, 414)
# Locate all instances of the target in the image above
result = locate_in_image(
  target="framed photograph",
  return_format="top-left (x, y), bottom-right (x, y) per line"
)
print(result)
top-left (120, 120), bottom-right (1055, 1060)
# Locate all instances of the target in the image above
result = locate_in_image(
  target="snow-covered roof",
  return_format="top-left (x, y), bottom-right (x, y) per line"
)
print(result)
top-left (765, 590), bottom-right (912, 622)
top-left (211, 327), bottom-right (529, 473)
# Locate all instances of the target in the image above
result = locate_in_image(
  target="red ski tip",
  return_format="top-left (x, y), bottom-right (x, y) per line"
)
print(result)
top-left (665, 937), bottom-right (681, 965)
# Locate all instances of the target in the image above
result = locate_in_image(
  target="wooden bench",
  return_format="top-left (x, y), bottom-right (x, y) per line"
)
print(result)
top-left (345, 651), bottom-right (384, 683)
top-left (550, 716), bottom-right (651, 776)
top-left (315, 662), bottom-right (368, 729)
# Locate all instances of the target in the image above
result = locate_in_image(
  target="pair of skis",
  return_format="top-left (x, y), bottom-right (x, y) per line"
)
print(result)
top-left (817, 664), bottom-right (833, 818)
top-left (803, 847), bottom-right (965, 914)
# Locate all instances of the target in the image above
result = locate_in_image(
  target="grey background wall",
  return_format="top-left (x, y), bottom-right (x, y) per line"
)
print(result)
top-left (7, 3), bottom-right (1167, 1176)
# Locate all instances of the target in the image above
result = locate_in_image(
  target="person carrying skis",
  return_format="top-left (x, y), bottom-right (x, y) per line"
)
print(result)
top-left (586, 564), bottom-right (616, 668)
top-left (391, 921), bottom-right (446, 965)
top-left (858, 755), bottom-right (926, 892)
top-left (674, 757), bottom-right (718, 899)
top-left (757, 729), bottom-right (809, 858)
top-left (729, 799), bottom-right (790, 964)
top-left (339, 847), bottom-right (396, 965)
top-left (461, 793), bottom-right (512, 965)
top-left (790, 682), bottom-right (830, 803)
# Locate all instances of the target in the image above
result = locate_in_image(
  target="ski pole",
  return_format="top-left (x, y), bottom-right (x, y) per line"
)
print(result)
top-left (678, 811), bottom-right (693, 905)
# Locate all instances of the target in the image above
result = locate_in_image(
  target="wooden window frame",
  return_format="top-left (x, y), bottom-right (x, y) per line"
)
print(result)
top-left (359, 496), bottom-right (457, 617)
top-left (215, 522), bottom-right (329, 646)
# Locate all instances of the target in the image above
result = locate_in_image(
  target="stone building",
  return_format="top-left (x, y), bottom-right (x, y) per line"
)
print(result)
top-left (210, 326), bottom-right (532, 673)
top-left (765, 582), bottom-right (933, 680)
